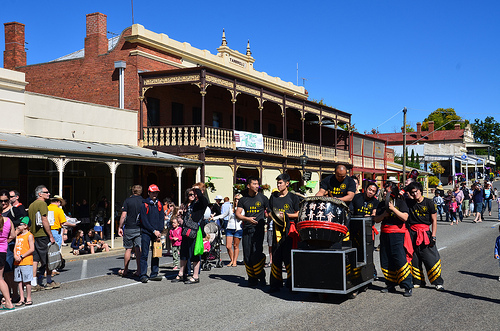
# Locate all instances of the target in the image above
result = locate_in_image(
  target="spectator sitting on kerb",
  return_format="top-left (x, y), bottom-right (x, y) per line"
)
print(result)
top-left (84, 229), bottom-right (110, 254)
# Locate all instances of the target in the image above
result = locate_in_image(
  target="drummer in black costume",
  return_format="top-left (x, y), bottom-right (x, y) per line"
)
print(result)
top-left (235, 176), bottom-right (270, 287)
top-left (350, 182), bottom-right (379, 216)
top-left (268, 173), bottom-right (301, 293)
top-left (405, 181), bottom-right (444, 291)
top-left (375, 182), bottom-right (413, 297)
top-left (316, 165), bottom-right (356, 202)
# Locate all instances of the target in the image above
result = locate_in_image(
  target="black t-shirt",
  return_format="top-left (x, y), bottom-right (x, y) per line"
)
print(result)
top-left (85, 232), bottom-right (102, 244)
top-left (238, 192), bottom-right (269, 229)
top-left (406, 197), bottom-right (436, 226)
top-left (376, 198), bottom-right (409, 226)
top-left (350, 193), bottom-right (379, 216)
top-left (320, 175), bottom-right (356, 198)
top-left (269, 191), bottom-right (301, 215)
top-left (121, 195), bottom-right (143, 230)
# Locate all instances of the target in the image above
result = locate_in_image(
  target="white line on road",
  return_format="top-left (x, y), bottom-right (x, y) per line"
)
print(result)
top-left (1, 282), bottom-right (140, 315)
top-left (438, 246), bottom-right (447, 251)
top-left (80, 259), bottom-right (87, 279)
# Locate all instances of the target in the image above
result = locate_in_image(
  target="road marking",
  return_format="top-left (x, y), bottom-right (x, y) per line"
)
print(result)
top-left (438, 246), bottom-right (447, 251)
top-left (0, 282), bottom-right (140, 315)
top-left (80, 260), bottom-right (87, 279)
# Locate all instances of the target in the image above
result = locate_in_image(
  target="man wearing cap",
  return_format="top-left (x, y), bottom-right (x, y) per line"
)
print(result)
top-left (138, 184), bottom-right (164, 283)
top-left (48, 196), bottom-right (73, 251)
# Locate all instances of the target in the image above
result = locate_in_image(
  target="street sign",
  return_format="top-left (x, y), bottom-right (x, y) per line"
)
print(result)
top-left (303, 171), bottom-right (312, 181)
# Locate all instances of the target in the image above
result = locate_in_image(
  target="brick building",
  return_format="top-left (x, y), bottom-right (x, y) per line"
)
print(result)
top-left (4, 12), bottom-right (374, 200)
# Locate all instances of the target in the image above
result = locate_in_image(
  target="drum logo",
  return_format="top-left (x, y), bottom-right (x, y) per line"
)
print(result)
top-left (367, 203), bottom-right (373, 209)
top-left (255, 201), bottom-right (262, 207)
top-left (340, 183), bottom-right (346, 190)
top-left (422, 206), bottom-right (427, 212)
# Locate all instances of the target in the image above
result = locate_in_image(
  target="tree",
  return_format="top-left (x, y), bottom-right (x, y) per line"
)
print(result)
top-left (421, 108), bottom-right (468, 131)
top-left (471, 116), bottom-right (500, 166)
top-left (430, 162), bottom-right (445, 175)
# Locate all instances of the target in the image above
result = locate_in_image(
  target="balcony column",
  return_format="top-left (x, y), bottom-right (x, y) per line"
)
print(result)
top-left (106, 160), bottom-right (120, 249)
top-left (319, 118), bottom-right (323, 160)
top-left (334, 119), bottom-right (338, 157)
top-left (282, 106), bottom-right (286, 156)
top-left (175, 166), bottom-right (185, 206)
top-left (301, 110), bottom-right (305, 151)
top-left (200, 69), bottom-right (207, 147)
top-left (259, 106), bottom-right (263, 134)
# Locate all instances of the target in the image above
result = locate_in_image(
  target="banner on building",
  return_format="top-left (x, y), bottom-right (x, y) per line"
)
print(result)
top-left (234, 130), bottom-right (264, 152)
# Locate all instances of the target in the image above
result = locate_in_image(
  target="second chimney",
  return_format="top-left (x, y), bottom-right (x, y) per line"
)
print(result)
top-left (4, 22), bottom-right (26, 70)
top-left (84, 13), bottom-right (108, 57)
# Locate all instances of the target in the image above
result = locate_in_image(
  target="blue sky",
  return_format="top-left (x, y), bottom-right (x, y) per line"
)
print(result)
top-left (2, 1), bottom-right (499, 133)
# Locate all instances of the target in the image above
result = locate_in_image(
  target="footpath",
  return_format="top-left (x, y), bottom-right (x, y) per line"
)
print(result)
top-left (61, 238), bottom-right (125, 262)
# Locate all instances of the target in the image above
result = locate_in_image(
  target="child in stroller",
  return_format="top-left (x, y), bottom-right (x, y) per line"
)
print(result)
top-left (201, 222), bottom-right (223, 270)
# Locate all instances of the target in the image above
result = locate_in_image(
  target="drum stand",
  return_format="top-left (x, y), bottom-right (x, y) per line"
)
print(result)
top-left (291, 216), bottom-right (374, 296)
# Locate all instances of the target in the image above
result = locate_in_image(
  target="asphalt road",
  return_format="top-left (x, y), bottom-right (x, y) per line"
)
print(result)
top-left (2, 207), bottom-right (500, 330)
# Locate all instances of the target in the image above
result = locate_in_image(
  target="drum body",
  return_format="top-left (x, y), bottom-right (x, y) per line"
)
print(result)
top-left (297, 196), bottom-right (349, 247)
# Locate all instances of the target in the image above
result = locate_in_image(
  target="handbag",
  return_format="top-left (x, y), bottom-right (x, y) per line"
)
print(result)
top-left (182, 215), bottom-right (199, 239)
top-left (152, 241), bottom-right (163, 258)
top-left (194, 227), bottom-right (204, 256)
top-left (47, 243), bottom-right (62, 271)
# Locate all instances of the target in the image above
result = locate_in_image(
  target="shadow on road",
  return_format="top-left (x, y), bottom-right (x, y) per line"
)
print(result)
top-left (443, 289), bottom-right (500, 305)
top-left (459, 270), bottom-right (499, 280)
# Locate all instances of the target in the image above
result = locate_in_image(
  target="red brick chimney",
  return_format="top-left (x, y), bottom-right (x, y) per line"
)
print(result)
top-left (416, 122), bottom-right (421, 136)
top-left (454, 123), bottom-right (460, 130)
top-left (84, 13), bottom-right (108, 57)
top-left (428, 121), bottom-right (435, 139)
top-left (4, 22), bottom-right (26, 69)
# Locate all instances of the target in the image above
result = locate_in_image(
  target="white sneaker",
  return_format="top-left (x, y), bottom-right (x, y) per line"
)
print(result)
top-left (435, 284), bottom-right (444, 291)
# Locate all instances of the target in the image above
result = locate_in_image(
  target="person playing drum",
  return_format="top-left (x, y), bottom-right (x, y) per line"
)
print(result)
top-left (316, 165), bottom-right (356, 203)
top-left (268, 173), bottom-right (301, 293)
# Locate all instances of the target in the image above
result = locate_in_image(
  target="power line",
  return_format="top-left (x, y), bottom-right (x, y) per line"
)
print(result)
top-left (375, 109), bottom-right (403, 130)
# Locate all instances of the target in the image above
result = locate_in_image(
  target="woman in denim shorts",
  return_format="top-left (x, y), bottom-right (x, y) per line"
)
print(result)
top-left (224, 194), bottom-right (243, 267)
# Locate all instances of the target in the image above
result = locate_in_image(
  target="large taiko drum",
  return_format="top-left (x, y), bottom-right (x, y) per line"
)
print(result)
top-left (297, 196), bottom-right (349, 246)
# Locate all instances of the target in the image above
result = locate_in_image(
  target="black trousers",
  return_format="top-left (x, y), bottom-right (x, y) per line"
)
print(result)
top-left (242, 223), bottom-right (266, 282)
top-left (408, 228), bottom-right (444, 286)
top-left (379, 232), bottom-right (413, 290)
top-left (269, 228), bottom-right (293, 289)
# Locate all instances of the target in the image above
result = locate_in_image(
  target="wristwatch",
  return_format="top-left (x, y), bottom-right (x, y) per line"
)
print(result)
top-left (20, 254), bottom-right (23, 259)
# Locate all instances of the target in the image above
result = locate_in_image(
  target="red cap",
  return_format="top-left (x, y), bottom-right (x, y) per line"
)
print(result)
top-left (148, 184), bottom-right (160, 192)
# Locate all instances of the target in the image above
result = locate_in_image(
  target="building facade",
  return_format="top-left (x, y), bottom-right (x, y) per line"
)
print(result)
top-left (4, 13), bottom-right (362, 200)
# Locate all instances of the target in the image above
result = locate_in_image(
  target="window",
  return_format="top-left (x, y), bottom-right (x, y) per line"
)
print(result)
top-left (254, 120), bottom-right (260, 133)
top-left (213, 112), bottom-right (222, 128)
top-left (268, 123), bottom-right (277, 137)
top-left (146, 97), bottom-right (160, 126)
top-left (236, 116), bottom-right (245, 131)
top-left (171, 102), bottom-right (184, 125)
top-left (192, 107), bottom-right (201, 125)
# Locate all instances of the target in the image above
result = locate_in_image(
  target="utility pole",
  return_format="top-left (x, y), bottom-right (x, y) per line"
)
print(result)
top-left (402, 107), bottom-right (407, 185)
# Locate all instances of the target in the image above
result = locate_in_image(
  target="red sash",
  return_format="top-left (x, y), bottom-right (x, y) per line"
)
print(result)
top-left (381, 224), bottom-right (414, 263)
top-left (410, 224), bottom-right (430, 246)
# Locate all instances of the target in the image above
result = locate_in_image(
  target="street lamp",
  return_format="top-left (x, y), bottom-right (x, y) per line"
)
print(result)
top-left (300, 152), bottom-right (309, 181)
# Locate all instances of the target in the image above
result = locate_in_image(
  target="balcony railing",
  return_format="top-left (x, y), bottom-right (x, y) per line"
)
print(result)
top-left (143, 126), bottom-right (350, 163)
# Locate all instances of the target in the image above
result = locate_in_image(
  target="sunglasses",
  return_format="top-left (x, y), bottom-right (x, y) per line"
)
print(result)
top-left (188, 193), bottom-right (195, 197)
top-left (0, 199), bottom-right (9, 203)
top-left (41, 191), bottom-right (50, 194)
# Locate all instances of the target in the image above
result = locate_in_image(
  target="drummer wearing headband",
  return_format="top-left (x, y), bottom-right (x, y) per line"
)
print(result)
top-left (316, 165), bottom-right (356, 202)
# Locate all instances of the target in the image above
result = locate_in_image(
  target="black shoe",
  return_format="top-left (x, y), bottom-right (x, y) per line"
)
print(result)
top-left (140, 276), bottom-right (148, 283)
top-left (380, 286), bottom-right (396, 293)
top-left (248, 279), bottom-right (258, 287)
top-left (259, 278), bottom-right (267, 286)
top-left (403, 288), bottom-right (412, 297)
top-left (184, 277), bottom-right (199, 284)
top-left (268, 286), bottom-right (280, 293)
top-left (171, 275), bottom-right (184, 283)
top-left (149, 275), bottom-right (163, 281)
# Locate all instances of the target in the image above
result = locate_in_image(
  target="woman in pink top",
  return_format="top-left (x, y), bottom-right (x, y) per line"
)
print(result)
top-left (0, 215), bottom-right (16, 310)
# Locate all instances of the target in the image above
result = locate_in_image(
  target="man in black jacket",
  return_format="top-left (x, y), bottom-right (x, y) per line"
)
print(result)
top-left (139, 184), bottom-right (164, 283)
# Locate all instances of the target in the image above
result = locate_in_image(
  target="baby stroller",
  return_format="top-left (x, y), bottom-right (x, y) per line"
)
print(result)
top-left (201, 222), bottom-right (223, 271)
